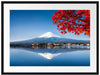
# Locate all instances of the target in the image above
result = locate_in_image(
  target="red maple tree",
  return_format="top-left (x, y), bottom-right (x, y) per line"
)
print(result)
top-left (52, 10), bottom-right (90, 37)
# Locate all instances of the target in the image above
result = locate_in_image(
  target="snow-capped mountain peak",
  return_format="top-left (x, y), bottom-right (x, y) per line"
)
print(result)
top-left (39, 32), bottom-right (60, 38)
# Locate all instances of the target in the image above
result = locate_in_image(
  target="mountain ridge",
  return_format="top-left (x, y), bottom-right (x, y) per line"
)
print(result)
top-left (11, 37), bottom-right (90, 44)
top-left (10, 32), bottom-right (90, 43)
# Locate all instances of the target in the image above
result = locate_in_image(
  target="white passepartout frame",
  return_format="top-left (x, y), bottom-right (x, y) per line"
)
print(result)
top-left (4, 4), bottom-right (96, 73)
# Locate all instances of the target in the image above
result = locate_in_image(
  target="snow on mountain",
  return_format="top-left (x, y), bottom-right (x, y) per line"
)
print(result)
top-left (39, 32), bottom-right (60, 38)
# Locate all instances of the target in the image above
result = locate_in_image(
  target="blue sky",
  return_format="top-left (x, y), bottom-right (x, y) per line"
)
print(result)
top-left (10, 10), bottom-right (90, 41)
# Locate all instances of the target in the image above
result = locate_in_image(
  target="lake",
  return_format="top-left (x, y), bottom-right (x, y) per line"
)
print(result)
top-left (10, 47), bottom-right (90, 66)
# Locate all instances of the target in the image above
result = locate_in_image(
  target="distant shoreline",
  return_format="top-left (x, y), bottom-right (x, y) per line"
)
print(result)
top-left (10, 42), bottom-right (90, 49)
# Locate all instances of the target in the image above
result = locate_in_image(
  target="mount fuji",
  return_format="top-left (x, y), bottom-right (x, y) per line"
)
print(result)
top-left (10, 32), bottom-right (90, 43)
top-left (39, 32), bottom-right (60, 38)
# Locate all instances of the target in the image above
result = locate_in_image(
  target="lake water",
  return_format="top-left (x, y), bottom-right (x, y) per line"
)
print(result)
top-left (10, 47), bottom-right (90, 66)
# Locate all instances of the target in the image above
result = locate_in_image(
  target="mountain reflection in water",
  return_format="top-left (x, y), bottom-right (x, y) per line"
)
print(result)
top-left (12, 46), bottom-right (90, 60)
top-left (10, 46), bottom-right (90, 66)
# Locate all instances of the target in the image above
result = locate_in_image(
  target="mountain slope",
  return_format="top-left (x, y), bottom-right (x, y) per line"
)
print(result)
top-left (10, 32), bottom-right (90, 43)
top-left (11, 37), bottom-right (90, 44)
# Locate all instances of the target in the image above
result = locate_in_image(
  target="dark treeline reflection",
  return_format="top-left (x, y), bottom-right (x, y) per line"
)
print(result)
top-left (10, 46), bottom-right (90, 55)
top-left (32, 45), bottom-right (90, 49)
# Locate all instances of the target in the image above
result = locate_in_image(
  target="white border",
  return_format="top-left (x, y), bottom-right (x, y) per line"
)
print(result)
top-left (4, 3), bottom-right (97, 73)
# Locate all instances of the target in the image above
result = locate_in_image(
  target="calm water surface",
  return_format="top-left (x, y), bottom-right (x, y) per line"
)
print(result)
top-left (10, 47), bottom-right (90, 66)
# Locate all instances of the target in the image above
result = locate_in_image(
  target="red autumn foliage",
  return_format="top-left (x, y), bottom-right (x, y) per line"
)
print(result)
top-left (52, 10), bottom-right (90, 37)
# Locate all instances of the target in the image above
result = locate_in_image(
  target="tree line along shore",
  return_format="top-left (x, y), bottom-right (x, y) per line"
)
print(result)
top-left (10, 42), bottom-right (90, 48)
